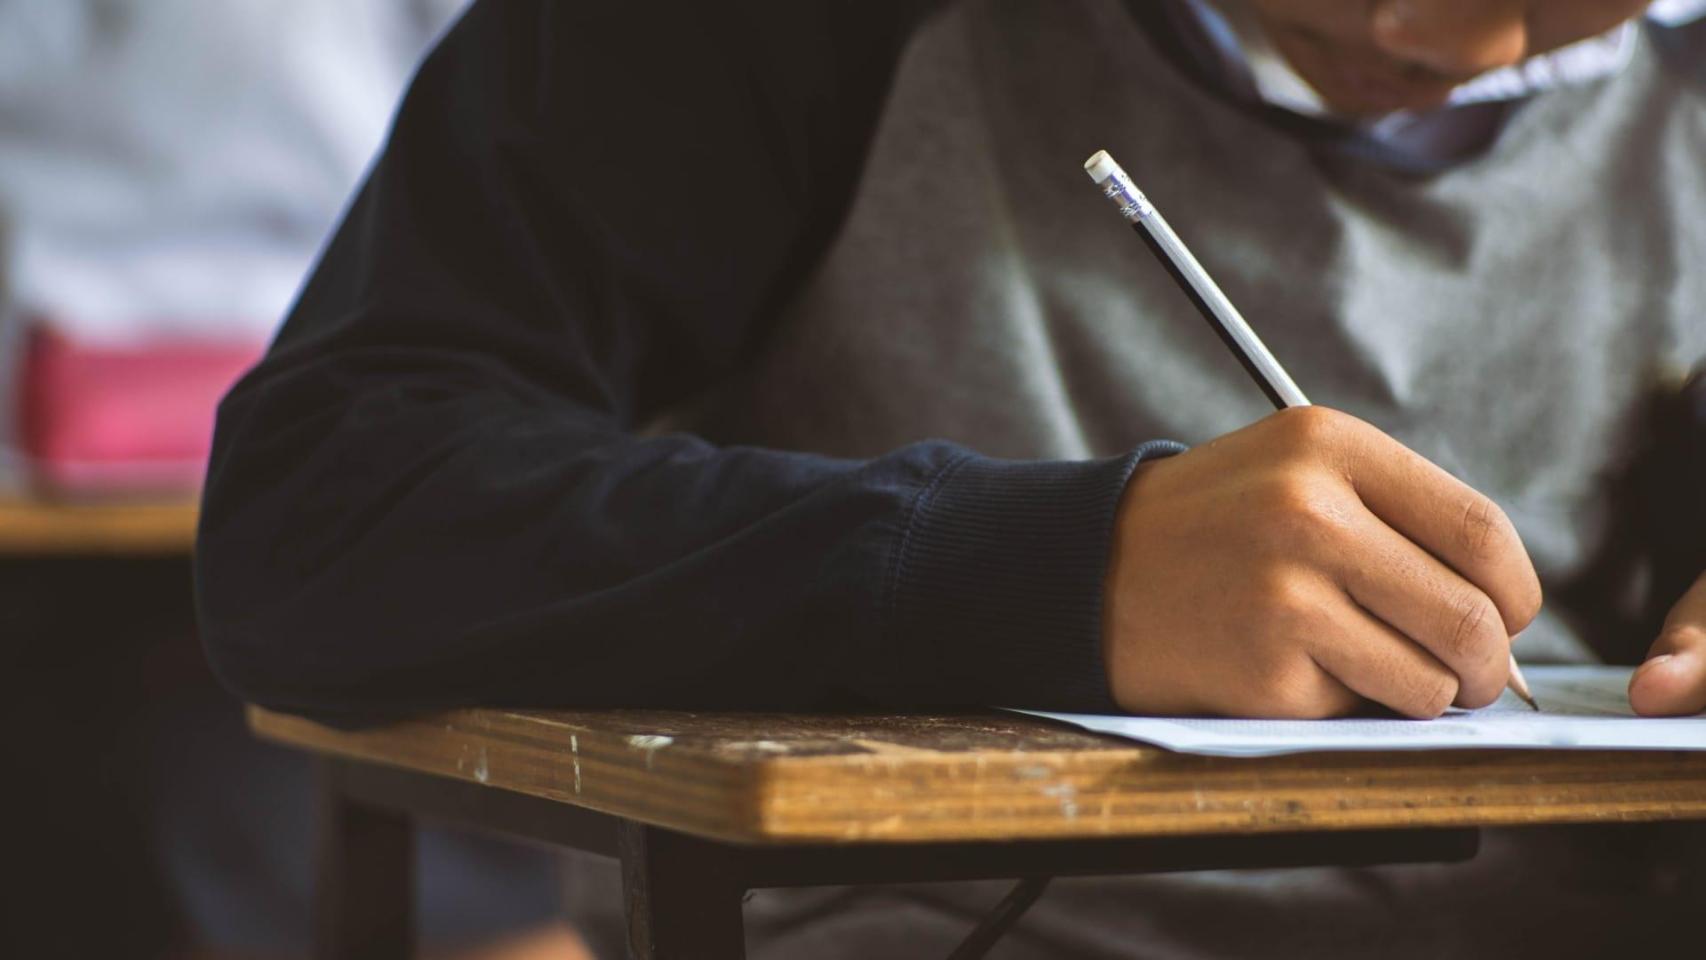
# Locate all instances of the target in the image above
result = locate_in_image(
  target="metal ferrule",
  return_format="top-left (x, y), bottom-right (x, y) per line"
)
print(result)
top-left (1099, 167), bottom-right (1154, 224)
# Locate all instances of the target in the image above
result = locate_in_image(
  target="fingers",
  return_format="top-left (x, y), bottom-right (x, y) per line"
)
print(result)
top-left (1306, 590), bottom-right (1461, 719)
top-left (1337, 512), bottom-right (1511, 708)
top-left (1630, 574), bottom-right (1706, 717)
top-left (1234, 572), bottom-right (1452, 721)
top-left (1324, 411), bottom-right (1542, 635)
top-left (1241, 646), bottom-right (1364, 721)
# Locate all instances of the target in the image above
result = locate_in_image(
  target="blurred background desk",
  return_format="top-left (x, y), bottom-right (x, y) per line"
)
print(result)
top-left (0, 496), bottom-right (199, 555)
top-left (0, 2), bottom-right (569, 955)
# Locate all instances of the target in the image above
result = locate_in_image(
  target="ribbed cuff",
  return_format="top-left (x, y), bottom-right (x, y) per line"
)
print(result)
top-left (884, 440), bottom-right (1186, 711)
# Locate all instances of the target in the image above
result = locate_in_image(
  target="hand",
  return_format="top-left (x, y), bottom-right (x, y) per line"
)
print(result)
top-left (1102, 406), bottom-right (1542, 719)
top-left (1629, 573), bottom-right (1706, 717)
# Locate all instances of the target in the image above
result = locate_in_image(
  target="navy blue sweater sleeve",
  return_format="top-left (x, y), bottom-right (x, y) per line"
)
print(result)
top-left (196, 0), bottom-right (1159, 720)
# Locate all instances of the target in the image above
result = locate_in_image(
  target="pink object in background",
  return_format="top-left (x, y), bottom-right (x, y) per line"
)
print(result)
top-left (16, 322), bottom-right (263, 495)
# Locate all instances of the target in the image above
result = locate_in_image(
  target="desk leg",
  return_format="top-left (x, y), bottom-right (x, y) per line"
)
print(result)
top-left (620, 821), bottom-right (747, 960)
top-left (313, 760), bottom-right (415, 960)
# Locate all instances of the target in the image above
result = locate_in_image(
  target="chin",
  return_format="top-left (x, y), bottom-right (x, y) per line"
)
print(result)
top-left (1317, 78), bottom-right (1457, 118)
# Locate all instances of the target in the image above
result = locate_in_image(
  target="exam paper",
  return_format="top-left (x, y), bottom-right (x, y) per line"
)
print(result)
top-left (1021, 666), bottom-right (1706, 757)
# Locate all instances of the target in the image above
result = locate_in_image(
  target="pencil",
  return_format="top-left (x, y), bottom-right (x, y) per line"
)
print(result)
top-left (1082, 148), bottom-right (1539, 712)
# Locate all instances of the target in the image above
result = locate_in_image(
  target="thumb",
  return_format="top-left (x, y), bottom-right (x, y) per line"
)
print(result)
top-left (1629, 572), bottom-right (1706, 717)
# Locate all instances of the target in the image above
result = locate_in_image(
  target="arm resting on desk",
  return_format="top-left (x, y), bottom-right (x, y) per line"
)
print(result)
top-left (196, 0), bottom-right (1155, 721)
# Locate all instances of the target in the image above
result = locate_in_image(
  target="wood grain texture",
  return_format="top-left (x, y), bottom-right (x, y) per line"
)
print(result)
top-left (0, 497), bottom-right (198, 554)
top-left (250, 706), bottom-right (1706, 845)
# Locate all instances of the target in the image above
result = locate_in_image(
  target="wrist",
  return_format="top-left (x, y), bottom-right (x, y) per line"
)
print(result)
top-left (882, 440), bottom-right (1185, 712)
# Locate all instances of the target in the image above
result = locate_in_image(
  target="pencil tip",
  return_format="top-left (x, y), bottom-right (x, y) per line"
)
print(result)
top-left (1506, 654), bottom-right (1538, 711)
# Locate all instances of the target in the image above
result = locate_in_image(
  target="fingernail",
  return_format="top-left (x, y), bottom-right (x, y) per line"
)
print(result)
top-left (1634, 654), bottom-right (1678, 690)
top-left (1643, 651), bottom-right (1701, 682)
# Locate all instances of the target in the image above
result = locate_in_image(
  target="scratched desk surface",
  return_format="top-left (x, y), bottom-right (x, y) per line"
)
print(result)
top-left (0, 497), bottom-right (199, 554)
top-left (250, 706), bottom-right (1706, 845)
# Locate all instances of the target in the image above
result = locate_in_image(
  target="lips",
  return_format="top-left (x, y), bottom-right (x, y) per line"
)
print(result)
top-left (1271, 26), bottom-right (1465, 116)
top-left (1330, 61), bottom-right (1457, 113)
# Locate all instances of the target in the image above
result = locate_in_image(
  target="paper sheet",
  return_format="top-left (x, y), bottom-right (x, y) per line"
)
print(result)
top-left (1020, 666), bottom-right (1706, 757)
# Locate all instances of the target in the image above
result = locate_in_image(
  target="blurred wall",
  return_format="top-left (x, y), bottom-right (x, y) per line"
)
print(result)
top-left (0, 0), bottom-right (465, 470)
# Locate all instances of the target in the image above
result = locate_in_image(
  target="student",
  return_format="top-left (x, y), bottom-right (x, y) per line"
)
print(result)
top-left (198, 1), bottom-right (1706, 955)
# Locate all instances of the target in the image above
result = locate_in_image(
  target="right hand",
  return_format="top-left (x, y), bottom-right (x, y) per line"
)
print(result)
top-left (1102, 406), bottom-right (1542, 719)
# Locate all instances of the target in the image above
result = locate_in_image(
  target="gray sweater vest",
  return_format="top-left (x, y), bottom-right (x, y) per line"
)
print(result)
top-left (684, 1), bottom-right (1706, 661)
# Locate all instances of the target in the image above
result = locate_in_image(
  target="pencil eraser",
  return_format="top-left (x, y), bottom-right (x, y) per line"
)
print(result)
top-left (1084, 149), bottom-right (1119, 184)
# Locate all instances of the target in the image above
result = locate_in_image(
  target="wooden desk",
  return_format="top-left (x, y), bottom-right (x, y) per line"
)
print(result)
top-left (0, 497), bottom-right (198, 555)
top-left (252, 706), bottom-right (1706, 959)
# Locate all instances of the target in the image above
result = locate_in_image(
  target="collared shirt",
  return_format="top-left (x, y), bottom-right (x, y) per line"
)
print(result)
top-left (1181, 0), bottom-right (1706, 164)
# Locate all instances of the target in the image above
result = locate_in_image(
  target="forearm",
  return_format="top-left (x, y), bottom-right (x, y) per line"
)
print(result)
top-left (199, 356), bottom-right (1164, 717)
